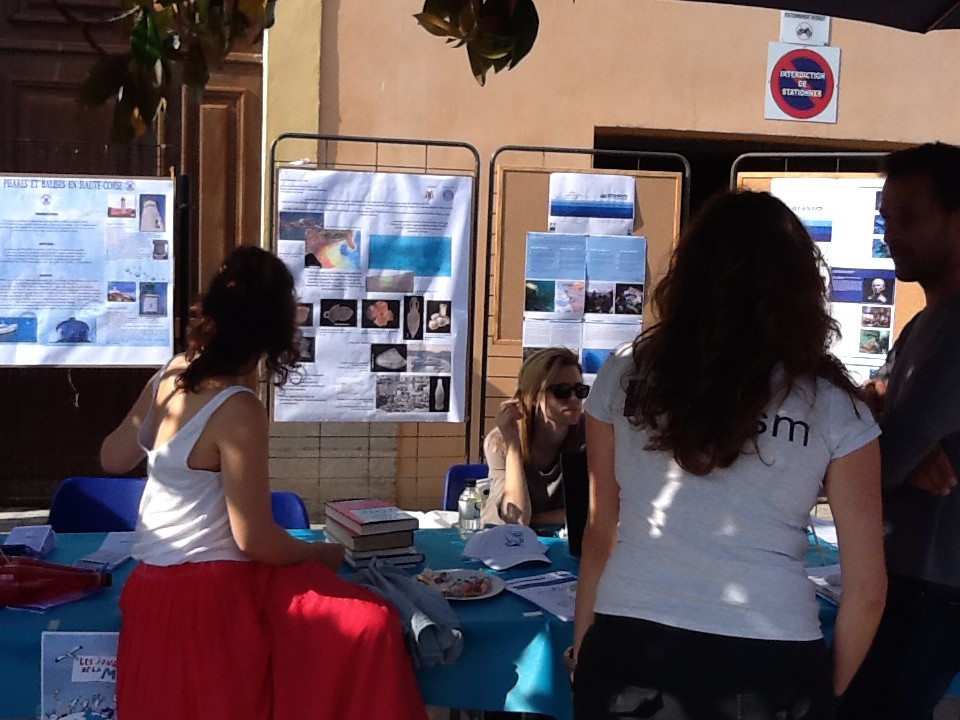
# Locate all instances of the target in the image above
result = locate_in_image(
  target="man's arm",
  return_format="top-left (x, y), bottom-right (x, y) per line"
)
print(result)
top-left (881, 353), bottom-right (960, 488)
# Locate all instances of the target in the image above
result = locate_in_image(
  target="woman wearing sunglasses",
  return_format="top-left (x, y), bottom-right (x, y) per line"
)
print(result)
top-left (481, 346), bottom-right (588, 527)
top-left (572, 191), bottom-right (887, 719)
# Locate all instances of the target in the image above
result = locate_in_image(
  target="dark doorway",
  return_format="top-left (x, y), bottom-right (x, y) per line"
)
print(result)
top-left (594, 129), bottom-right (906, 217)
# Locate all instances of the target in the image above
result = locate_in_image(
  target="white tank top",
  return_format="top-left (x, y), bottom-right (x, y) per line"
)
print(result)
top-left (132, 379), bottom-right (252, 566)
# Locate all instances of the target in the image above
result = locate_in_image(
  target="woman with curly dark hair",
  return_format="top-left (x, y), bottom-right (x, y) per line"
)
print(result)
top-left (572, 191), bottom-right (887, 719)
top-left (100, 246), bottom-right (426, 720)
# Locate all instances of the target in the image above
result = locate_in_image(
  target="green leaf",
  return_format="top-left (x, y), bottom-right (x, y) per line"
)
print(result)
top-left (237, 0), bottom-right (266, 25)
top-left (77, 53), bottom-right (132, 107)
top-left (110, 87), bottom-right (137, 145)
top-left (422, 0), bottom-right (467, 20)
top-left (506, 0), bottom-right (539, 68)
top-left (466, 42), bottom-right (491, 86)
top-left (152, 7), bottom-right (174, 38)
top-left (470, 31), bottom-right (515, 60)
top-left (131, 10), bottom-right (163, 66)
top-left (414, 12), bottom-right (461, 38)
top-left (458, 0), bottom-right (478, 37)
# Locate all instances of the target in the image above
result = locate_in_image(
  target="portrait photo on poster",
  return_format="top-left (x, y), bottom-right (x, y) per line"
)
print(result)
top-left (862, 277), bottom-right (894, 305)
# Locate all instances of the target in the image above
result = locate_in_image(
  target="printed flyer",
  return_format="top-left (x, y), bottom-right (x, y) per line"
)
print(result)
top-left (272, 168), bottom-right (473, 422)
top-left (41, 631), bottom-right (119, 720)
top-left (770, 176), bottom-right (891, 383)
top-left (0, 174), bottom-right (175, 366)
top-left (523, 232), bottom-right (646, 380)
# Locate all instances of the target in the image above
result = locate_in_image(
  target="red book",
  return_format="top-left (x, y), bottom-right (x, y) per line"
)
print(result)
top-left (324, 499), bottom-right (418, 536)
top-left (322, 518), bottom-right (415, 551)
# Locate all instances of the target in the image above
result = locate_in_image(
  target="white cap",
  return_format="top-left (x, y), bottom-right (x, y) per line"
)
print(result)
top-left (462, 524), bottom-right (551, 570)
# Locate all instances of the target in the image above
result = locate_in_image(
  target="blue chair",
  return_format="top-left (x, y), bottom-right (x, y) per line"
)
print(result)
top-left (48, 477), bottom-right (310, 533)
top-left (48, 476), bottom-right (147, 533)
top-left (270, 491), bottom-right (311, 529)
top-left (442, 463), bottom-right (490, 511)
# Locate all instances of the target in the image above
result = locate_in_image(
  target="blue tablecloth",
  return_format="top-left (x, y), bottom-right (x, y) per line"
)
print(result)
top-left (0, 529), bottom-right (577, 720)
top-left (412, 529), bottom-right (578, 719)
top-left (11, 529), bottom-right (930, 720)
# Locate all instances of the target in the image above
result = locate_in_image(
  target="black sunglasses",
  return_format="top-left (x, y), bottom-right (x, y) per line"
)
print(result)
top-left (547, 383), bottom-right (590, 400)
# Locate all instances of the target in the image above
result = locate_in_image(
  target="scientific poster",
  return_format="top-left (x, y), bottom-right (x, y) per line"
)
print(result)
top-left (0, 174), bottom-right (175, 366)
top-left (272, 168), bottom-right (472, 422)
top-left (522, 232), bottom-right (646, 379)
top-left (770, 176), bottom-right (891, 383)
top-left (548, 173), bottom-right (636, 235)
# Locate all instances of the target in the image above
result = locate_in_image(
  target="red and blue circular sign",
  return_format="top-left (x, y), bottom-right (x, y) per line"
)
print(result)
top-left (770, 48), bottom-right (835, 119)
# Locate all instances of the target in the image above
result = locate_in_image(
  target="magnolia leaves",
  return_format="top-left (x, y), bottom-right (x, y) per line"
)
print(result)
top-left (76, 0), bottom-right (278, 143)
top-left (414, 0), bottom-right (541, 86)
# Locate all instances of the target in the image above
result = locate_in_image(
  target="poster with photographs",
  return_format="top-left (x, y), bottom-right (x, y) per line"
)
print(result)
top-left (522, 232), bottom-right (646, 382)
top-left (273, 168), bottom-right (472, 422)
top-left (0, 174), bottom-right (175, 366)
top-left (769, 176), bottom-right (896, 384)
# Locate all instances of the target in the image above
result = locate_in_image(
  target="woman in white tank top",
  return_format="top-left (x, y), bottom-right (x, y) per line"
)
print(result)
top-left (100, 246), bottom-right (426, 720)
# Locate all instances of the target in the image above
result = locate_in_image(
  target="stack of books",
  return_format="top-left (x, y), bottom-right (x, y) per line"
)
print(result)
top-left (324, 499), bottom-right (423, 570)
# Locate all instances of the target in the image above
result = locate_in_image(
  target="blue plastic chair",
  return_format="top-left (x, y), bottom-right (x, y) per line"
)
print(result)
top-left (270, 491), bottom-right (311, 529)
top-left (442, 463), bottom-right (490, 511)
top-left (47, 476), bottom-right (147, 533)
top-left (48, 477), bottom-right (310, 532)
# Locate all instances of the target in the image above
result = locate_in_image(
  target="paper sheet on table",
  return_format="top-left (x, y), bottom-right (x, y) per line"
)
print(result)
top-left (3, 524), bottom-right (56, 557)
top-left (809, 516), bottom-right (838, 545)
top-left (405, 510), bottom-right (459, 529)
top-left (74, 532), bottom-right (136, 571)
top-left (505, 570), bottom-right (578, 621)
top-left (806, 563), bottom-right (842, 605)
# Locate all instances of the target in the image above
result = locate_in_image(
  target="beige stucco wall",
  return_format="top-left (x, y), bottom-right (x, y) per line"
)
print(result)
top-left (264, 0), bottom-right (960, 516)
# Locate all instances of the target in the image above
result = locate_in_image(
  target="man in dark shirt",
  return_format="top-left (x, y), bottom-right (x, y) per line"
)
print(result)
top-left (841, 142), bottom-right (960, 720)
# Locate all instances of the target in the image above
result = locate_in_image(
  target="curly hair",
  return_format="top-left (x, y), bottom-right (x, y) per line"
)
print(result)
top-left (624, 190), bottom-right (859, 475)
top-left (178, 245), bottom-right (301, 392)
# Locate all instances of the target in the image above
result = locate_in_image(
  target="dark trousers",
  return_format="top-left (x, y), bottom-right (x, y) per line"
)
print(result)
top-left (837, 574), bottom-right (960, 720)
top-left (573, 614), bottom-right (833, 720)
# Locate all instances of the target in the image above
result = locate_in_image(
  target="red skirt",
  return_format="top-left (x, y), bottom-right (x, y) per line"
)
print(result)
top-left (117, 560), bottom-right (427, 720)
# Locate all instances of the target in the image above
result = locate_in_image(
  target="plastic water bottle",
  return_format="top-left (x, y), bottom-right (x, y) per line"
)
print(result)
top-left (458, 479), bottom-right (483, 539)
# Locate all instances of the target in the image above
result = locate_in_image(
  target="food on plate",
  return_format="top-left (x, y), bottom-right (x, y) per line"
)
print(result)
top-left (416, 569), bottom-right (493, 599)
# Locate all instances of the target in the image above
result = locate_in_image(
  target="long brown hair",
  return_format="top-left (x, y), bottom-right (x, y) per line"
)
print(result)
top-left (496, 347), bottom-right (583, 463)
top-left (625, 190), bottom-right (858, 475)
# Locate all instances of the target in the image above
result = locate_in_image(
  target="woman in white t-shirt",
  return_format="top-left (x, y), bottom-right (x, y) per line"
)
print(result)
top-left (571, 191), bottom-right (887, 720)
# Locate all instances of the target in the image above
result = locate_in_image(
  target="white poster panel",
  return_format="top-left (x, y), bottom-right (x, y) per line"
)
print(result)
top-left (0, 174), bottom-right (175, 366)
top-left (770, 176), bottom-right (892, 380)
top-left (548, 173), bottom-right (636, 235)
top-left (522, 232), bottom-right (646, 376)
top-left (272, 168), bottom-right (472, 422)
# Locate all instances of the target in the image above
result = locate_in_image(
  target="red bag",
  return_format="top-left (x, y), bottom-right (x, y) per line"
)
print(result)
top-left (0, 552), bottom-right (111, 607)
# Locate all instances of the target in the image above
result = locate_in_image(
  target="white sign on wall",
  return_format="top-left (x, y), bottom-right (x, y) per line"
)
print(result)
top-left (780, 11), bottom-right (831, 46)
top-left (765, 42), bottom-right (841, 124)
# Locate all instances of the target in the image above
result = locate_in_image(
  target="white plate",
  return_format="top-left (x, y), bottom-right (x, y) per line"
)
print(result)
top-left (417, 568), bottom-right (506, 601)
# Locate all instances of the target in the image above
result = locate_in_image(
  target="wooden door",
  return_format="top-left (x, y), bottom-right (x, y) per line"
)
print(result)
top-left (0, 2), bottom-right (263, 506)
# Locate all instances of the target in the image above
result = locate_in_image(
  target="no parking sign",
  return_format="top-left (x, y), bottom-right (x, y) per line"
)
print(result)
top-left (765, 42), bottom-right (840, 123)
